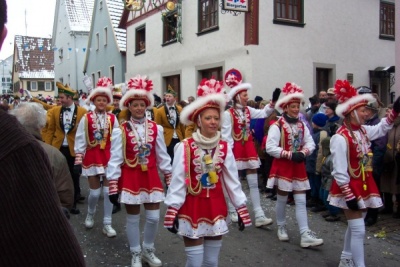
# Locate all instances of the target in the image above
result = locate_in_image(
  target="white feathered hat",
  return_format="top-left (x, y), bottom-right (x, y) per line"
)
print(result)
top-left (120, 75), bottom-right (154, 109)
top-left (275, 82), bottom-right (304, 112)
top-left (87, 77), bottom-right (113, 104)
top-left (180, 77), bottom-right (226, 126)
top-left (334, 79), bottom-right (375, 118)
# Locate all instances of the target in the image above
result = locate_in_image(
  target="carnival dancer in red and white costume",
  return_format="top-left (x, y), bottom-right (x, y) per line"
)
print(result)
top-left (74, 77), bottom-right (118, 237)
top-left (221, 69), bottom-right (279, 227)
top-left (266, 82), bottom-right (323, 248)
top-left (107, 75), bottom-right (172, 267)
top-left (164, 77), bottom-right (251, 267)
top-left (328, 80), bottom-right (400, 267)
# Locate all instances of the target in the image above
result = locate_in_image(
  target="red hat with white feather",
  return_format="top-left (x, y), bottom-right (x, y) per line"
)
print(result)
top-left (334, 79), bottom-right (375, 118)
top-left (88, 76), bottom-right (113, 104)
top-left (120, 75), bottom-right (154, 109)
top-left (180, 77), bottom-right (226, 126)
top-left (275, 82), bottom-right (304, 111)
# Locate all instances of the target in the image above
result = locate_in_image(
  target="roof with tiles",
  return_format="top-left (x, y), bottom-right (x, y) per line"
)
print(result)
top-left (14, 35), bottom-right (54, 79)
top-left (106, 0), bottom-right (126, 51)
top-left (65, 0), bottom-right (95, 32)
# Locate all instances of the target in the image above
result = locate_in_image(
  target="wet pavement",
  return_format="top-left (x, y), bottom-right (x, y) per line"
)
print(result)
top-left (68, 179), bottom-right (400, 267)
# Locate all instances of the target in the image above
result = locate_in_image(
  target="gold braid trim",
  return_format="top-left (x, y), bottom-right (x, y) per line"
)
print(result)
top-left (122, 124), bottom-right (139, 168)
top-left (185, 140), bottom-right (202, 196)
top-left (340, 125), bottom-right (362, 179)
top-left (85, 114), bottom-right (113, 149)
top-left (85, 114), bottom-right (98, 148)
top-left (230, 108), bottom-right (245, 141)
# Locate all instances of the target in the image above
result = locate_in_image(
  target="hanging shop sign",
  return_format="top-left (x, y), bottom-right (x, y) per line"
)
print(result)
top-left (124, 0), bottom-right (145, 11)
top-left (222, 0), bottom-right (249, 12)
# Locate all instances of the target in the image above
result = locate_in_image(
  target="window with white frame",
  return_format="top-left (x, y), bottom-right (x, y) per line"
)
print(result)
top-left (45, 81), bottom-right (52, 91)
top-left (30, 81), bottom-right (38, 91)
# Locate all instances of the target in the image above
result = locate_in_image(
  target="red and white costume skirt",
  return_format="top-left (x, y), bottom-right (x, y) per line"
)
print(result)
top-left (82, 146), bottom-right (110, 176)
top-left (328, 172), bottom-right (383, 209)
top-left (267, 157), bottom-right (310, 192)
top-left (177, 191), bottom-right (228, 239)
top-left (232, 138), bottom-right (261, 170)
top-left (118, 164), bottom-right (165, 205)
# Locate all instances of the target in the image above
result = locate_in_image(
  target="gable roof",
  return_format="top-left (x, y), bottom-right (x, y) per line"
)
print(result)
top-left (107, 0), bottom-right (126, 52)
top-left (14, 35), bottom-right (54, 79)
top-left (65, 0), bottom-right (95, 32)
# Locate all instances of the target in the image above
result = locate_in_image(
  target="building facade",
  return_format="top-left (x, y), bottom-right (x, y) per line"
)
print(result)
top-left (1, 55), bottom-right (13, 95)
top-left (121, 0), bottom-right (395, 105)
top-left (83, 0), bottom-right (127, 86)
top-left (11, 35), bottom-right (55, 97)
top-left (52, 0), bottom-right (94, 93)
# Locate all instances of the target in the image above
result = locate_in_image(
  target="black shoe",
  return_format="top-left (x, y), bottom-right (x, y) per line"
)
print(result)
top-left (266, 193), bottom-right (276, 199)
top-left (75, 194), bottom-right (85, 204)
top-left (380, 207), bottom-right (393, 214)
top-left (70, 207), bottom-right (80, 214)
top-left (112, 204), bottom-right (121, 214)
top-left (325, 215), bottom-right (340, 222)
top-left (306, 199), bottom-right (317, 208)
top-left (321, 211), bottom-right (330, 218)
top-left (365, 217), bottom-right (377, 226)
top-left (311, 205), bottom-right (327, 213)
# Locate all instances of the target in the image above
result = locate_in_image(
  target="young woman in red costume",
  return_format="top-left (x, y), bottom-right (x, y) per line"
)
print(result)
top-left (74, 77), bottom-right (118, 237)
top-left (107, 75), bottom-right (172, 267)
top-left (266, 82), bottom-right (323, 248)
top-left (164, 78), bottom-right (251, 267)
top-left (328, 80), bottom-right (400, 267)
top-left (221, 69), bottom-right (279, 227)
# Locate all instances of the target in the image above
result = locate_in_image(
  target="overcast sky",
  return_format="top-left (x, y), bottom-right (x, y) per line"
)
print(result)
top-left (0, 0), bottom-right (56, 60)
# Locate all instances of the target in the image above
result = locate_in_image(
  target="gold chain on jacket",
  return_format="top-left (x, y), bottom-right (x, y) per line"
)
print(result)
top-left (185, 141), bottom-right (202, 196)
top-left (122, 125), bottom-right (139, 168)
top-left (85, 114), bottom-right (111, 148)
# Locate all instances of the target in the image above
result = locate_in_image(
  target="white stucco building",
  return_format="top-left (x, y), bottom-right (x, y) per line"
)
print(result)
top-left (121, 0), bottom-right (395, 105)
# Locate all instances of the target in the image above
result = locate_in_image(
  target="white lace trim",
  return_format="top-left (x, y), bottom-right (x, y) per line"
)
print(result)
top-left (120, 191), bottom-right (165, 205)
top-left (236, 159), bottom-right (261, 170)
top-left (82, 166), bottom-right (106, 176)
top-left (267, 177), bottom-right (310, 192)
top-left (177, 218), bottom-right (229, 239)
top-left (327, 195), bottom-right (383, 209)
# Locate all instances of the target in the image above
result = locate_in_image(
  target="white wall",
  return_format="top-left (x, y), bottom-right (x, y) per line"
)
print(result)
top-left (126, 0), bottom-right (395, 101)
